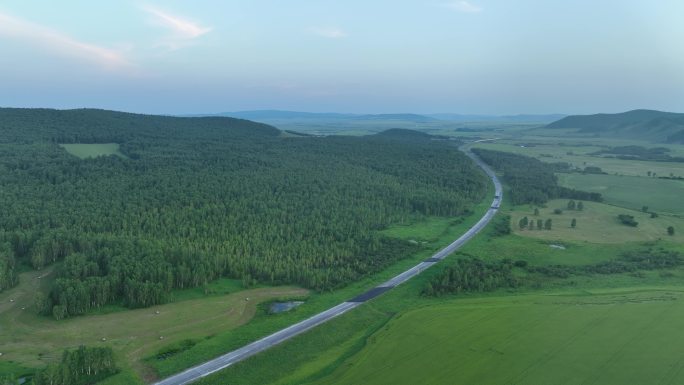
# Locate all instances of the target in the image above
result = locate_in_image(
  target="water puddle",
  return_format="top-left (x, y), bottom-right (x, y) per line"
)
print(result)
top-left (269, 301), bottom-right (304, 314)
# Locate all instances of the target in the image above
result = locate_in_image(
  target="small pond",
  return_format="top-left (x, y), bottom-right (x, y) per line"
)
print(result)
top-left (269, 301), bottom-right (304, 314)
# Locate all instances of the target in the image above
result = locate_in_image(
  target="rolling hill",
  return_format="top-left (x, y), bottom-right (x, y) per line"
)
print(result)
top-left (0, 107), bottom-right (278, 144)
top-left (429, 113), bottom-right (565, 123)
top-left (546, 109), bottom-right (684, 143)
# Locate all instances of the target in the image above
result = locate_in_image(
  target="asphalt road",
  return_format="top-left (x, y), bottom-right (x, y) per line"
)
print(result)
top-left (153, 146), bottom-right (502, 385)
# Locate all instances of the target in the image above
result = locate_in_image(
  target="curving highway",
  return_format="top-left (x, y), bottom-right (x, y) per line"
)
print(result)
top-left (153, 145), bottom-right (502, 385)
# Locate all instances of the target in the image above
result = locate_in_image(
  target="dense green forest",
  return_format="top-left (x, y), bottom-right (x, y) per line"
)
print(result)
top-left (472, 148), bottom-right (602, 205)
top-left (0, 108), bottom-right (488, 318)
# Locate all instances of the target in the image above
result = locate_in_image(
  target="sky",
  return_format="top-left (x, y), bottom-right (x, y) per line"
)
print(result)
top-left (1, 1), bottom-right (683, 115)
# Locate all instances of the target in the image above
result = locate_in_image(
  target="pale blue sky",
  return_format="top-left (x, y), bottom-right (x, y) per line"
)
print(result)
top-left (1, 1), bottom-right (682, 114)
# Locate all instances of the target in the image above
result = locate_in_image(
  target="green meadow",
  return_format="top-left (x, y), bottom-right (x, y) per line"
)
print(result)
top-left (311, 288), bottom-right (684, 385)
top-left (59, 143), bottom-right (126, 159)
top-left (557, 174), bottom-right (684, 215)
top-left (509, 199), bottom-right (684, 244)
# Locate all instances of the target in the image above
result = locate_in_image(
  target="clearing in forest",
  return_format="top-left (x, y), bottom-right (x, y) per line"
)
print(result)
top-left (59, 143), bottom-right (126, 159)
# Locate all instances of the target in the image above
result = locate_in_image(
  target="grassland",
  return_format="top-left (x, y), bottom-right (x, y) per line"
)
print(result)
top-left (509, 199), bottom-right (684, 243)
top-left (311, 287), bottom-right (684, 385)
top-left (59, 143), bottom-right (126, 159)
top-left (0, 266), bottom-right (307, 382)
top-left (557, 174), bottom-right (684, 215)
top-left (473, 141), bottom-right (684, 177)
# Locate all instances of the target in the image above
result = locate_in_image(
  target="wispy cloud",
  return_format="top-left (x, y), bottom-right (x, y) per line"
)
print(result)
top-left (444, 1), bottom-right (483, 13)
top-left (309, 27), bottom-right (348, 39)
top-left (0, 11), bottom-right (131, 69)
top-left (142, 5), bottom-right (211, 50)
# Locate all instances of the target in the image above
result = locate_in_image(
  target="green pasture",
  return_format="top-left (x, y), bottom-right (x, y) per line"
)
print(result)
top-left (509, 199), bottom-right (684, 244)
top-left (461, 228), bottom-right (631, 267)
top-left (0, 266), bottom-right (307, 382)
top-left (59, 143), bottom-right (126, 159)
top-left (557, 174), bottom-right (684, 215)
top-left (311, 287), bottom-right (684, 385)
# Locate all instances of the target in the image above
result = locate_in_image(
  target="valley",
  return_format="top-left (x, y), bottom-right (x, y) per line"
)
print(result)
top-left (1, 109), bottom-right (683, 385)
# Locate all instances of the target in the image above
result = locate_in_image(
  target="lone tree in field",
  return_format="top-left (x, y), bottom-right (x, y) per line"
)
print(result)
top-left (519, 216), bottom-right (529, 230)
top-left (544, 219), bottom-right (552, 230)
top-left (668, 226), bottom-right (675, 236)
top-left (553, 208), bottom-right (563, 215)
top-left (534, 208), bottom-right (540, 216)
top-left (571, 218), bottom-right (577, 228)
top-left (642, 206), bottom-right (649, 213)
top-left (537, 219), bottom-right (543, 230)
top-left (567, 200), bottom-right (576, 210)
top-left (528, 220), bottom-right (535, 230)
top-left (577, 201), bottom-right (584, 211)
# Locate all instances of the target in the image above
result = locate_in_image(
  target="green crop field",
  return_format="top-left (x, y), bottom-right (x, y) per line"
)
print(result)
top-left (311, 287), bottom-right (684, 385)
top-left (0, 267), bottom-right (307, 381)
top-left (59, 143), bottom-right (126, 159)
top-left (557, 174), bottom-right (684, 215)
top-left (509, 199), bottom-right (684, 243)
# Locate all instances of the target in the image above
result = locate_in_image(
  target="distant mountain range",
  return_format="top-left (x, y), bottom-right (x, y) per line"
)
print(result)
top-left (206, 110), bottom-right (564, 124)
top-left (546, 109), bottom-right (684, 143)
top-left (428, 113), bottom-right (566, 122)
top-left (217, 110), bottom-right (356, 120)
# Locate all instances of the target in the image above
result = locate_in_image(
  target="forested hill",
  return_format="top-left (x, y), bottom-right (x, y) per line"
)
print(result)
top-left (0, 107), bottom-right (279, 143)
top-left (546, 109), bottom-right (684, 143)
top-left (0, 108), bottom-right (488, 319)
